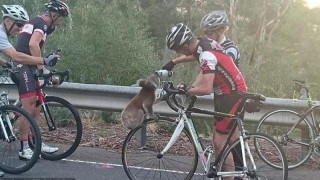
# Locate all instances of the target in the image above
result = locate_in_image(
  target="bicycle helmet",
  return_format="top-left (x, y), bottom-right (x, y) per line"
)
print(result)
top-left (44, 0), bottom-right (69, 17)
top-left (200, 11), bottom-right (228, 31)
top-left (166, 23), bottom-right (194, 50)
top-left (2, 5), bottom-right (29, 23)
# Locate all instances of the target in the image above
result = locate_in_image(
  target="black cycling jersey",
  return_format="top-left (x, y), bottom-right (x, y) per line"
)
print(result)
top-left (16, 15), bottom-right (54, 56)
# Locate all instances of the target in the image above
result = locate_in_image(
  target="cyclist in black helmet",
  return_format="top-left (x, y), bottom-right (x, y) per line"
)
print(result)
top-left (162, 11), bottom-right (241, 72)
top-left (166, 23), bottom-right (247, 180)
top-left (0, 5), bottom-right (58, 68)
top-left (11, 0), bottom-right (69, 160)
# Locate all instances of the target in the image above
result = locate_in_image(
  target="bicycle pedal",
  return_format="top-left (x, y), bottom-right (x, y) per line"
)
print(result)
top-left (206, 167), bottom-right (217, 178)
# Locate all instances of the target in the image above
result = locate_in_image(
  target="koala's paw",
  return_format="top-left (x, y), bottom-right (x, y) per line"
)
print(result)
top-left (146, 114), bottom-right (158, 120)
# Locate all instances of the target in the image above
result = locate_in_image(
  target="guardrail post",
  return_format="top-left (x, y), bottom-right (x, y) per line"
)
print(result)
top-left (136, 127), bottom-right (146, 147)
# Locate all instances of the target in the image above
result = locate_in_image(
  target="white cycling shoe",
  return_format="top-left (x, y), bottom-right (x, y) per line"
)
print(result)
top-left (19, 148), bottom-right (34, 160)
top-left (41, 143), bottom-right (58, 153)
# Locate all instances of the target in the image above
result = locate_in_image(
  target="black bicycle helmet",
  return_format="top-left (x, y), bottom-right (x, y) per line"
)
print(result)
top-left (44, 0), bottom-right (69, 17)
top-left (166, 23), bottom-right (194, 50)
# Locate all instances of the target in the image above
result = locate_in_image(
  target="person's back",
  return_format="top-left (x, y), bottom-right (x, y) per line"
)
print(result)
top-left (193, 37), bottom-right (246, 95)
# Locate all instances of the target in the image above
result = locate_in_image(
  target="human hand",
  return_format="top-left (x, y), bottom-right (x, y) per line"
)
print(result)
top-left (162, 60), bottom-right (175, 71)
top-left (43, 53), bottom-right (59, 66)
top-left (177, 83), bottom-right (188, 93)
top-left (1, 62), bottom-right (12, 69)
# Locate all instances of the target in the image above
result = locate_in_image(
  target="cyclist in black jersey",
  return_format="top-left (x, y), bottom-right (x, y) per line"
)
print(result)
top-left (0, 5), bottom-right (58, 68)
top-left (162, 11), bottom-right (241, 71)
top-left (166, 23), bottom-right (246, 180)
top-left (11, 0), bottom-right (69, 160)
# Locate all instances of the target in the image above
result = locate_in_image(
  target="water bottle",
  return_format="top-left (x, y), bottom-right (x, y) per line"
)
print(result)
top-left (155, 70), bottom-right (173, 77)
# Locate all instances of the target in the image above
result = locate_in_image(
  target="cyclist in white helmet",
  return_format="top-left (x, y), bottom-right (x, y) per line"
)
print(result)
top-left (162, 11), bottom-right (241, 71)
top-left (0, 5), bottom-right (59, 67)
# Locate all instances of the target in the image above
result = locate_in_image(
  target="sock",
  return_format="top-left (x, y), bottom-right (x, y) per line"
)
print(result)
top-left (21, 141), bottom-right (29, 150)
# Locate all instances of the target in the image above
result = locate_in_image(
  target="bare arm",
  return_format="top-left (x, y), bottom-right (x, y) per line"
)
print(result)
top-left (0, 57), bottom-right (6, 65)
top-left (1, 47), bottom-right (44, 65)
top-left (187, 72), bottom-right (215, 96)
top-left (29, 31), bottom-right (44, 69)
top-left (172, 55), bottom-right (196, 64)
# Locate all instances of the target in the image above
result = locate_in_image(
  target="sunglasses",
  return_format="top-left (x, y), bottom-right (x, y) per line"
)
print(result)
top-left (15, 22), bottom-right (25, 28)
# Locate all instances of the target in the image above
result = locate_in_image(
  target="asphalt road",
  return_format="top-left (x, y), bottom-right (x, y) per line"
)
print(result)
top-left (1, 146), bottom-right (319, 180)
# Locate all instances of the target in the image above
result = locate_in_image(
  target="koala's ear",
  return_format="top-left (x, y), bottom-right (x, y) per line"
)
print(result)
top-left (137, 79), bottom-right (146, 87)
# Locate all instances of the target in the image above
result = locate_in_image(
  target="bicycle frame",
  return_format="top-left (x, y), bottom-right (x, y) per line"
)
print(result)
top-left (159, 94), bottom-right (255, 178)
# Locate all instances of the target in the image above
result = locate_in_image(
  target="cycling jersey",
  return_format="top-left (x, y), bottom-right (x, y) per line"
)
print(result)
top-left (219, 36), bottom-right (240, 67)
top-left (16, 15), bottom-right (52, 56)
top-left (0, 25), bottom-right (13, 52)
top-left (12, 15), bottom-right (54, 98)
top-left (193, 38), bottom-right (247, 95)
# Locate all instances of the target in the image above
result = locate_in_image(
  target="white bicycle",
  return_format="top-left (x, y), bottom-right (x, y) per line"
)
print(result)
top-left (122, 80), bottom-right (288, 180)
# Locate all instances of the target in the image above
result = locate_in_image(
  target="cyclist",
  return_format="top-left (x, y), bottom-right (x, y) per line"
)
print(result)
top-left (166, 23), bottom-right (247, 180)
top-left (11, 0), bottom-right (69, 160)
top-left (0, 5), bottom-right (59, 67)
top-left (162, 11), bottom-right (241, 71)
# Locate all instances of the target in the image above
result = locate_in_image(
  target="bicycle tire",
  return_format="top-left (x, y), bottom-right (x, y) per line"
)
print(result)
top-left (255, 110), bottom-right (313, 169)
top-left (0, 105), bottom-right (41, 174)
top-left (217, 132), bottom-right (288, 180)
top-left (39, 96), bottom-right (82, 161)
top-left (122, 116), bottom-right (198, 180)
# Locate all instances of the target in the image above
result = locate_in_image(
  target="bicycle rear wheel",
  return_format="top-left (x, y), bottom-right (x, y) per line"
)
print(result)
top-left (39, 96), bottom-right (82, 161)
top-left (256, 110), bottom-right (313, 169)
top-left (122, 116), bottom-right (198, 180)
top-left (217, 132), bottom-right (288, 180)
top-left (0, 105), bottom-right (41, 174)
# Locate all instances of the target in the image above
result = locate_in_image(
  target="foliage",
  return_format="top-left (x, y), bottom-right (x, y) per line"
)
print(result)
top-left (0, 0), bottom-right (320, 98)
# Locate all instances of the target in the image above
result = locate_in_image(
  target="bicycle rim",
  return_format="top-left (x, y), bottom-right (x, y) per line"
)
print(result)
top-left (40, 96), bottom-right (82, 160)
top-left (217, 133), bottom-right (288, 180)
top-left (256, 110), bottom-right (313, 169)
top-left (0, 105), bottom-right (41, 174)
top-left (122, 117), bottom-right (198, 180)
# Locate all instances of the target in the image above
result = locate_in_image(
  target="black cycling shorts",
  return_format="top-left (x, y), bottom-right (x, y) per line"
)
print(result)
top-left (11, 65), bottom-right (37, 98)
top-left (213, 93), bottom-right (245, 134)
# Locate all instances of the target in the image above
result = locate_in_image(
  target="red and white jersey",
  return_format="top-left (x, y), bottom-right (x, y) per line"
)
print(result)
top-left (193, 38), bottom-right (247, 95)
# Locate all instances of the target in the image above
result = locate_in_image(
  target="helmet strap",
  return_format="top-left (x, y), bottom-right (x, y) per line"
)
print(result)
top-left (48, 11), bottom-right (61, 30)
top-left (4, 21), bottom-right (15, 38)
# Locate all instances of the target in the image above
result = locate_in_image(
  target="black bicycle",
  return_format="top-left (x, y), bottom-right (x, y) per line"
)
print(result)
top-left (13, 69), bottom-right (82, 161)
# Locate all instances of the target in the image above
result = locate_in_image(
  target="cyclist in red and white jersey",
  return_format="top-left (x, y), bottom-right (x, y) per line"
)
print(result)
top-left (162, 11), bottom-right (241, 71)
top-left (166, 23), bottom-right (246, 180)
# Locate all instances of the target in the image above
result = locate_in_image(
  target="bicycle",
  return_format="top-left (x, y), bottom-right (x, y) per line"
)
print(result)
top-left (122, 80), bottom-right (288, 180)
top-left (12, 69), bottom-right (82, 161)
top-left (256, 79), bottom-right (320, 169)
top-left (0, 67), bottom-right (42, 174)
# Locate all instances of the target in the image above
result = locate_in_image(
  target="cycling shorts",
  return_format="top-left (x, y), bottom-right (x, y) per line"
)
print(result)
top-left (213, 93), bottom-right (245, 134)
top-left (10, 65), bottom-right (37, 99)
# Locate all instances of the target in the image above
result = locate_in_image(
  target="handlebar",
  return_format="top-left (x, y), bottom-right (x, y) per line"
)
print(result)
top-left (35, 69), bottom-right (70, 89)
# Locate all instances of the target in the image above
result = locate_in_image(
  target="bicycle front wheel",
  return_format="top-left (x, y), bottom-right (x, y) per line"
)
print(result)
top-left (122, 116), bottom-right (198, 180)
top-left (39, 96), bottom-right (82, 161)
top-left (217, 132), bottom-right (288, 180)
top-left (0, 105), bottom-right (41, 174)
top-left (256, 110), bottom-right (313, 169)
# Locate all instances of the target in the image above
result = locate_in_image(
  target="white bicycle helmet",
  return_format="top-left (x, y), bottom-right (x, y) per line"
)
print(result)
top-left (166, 23), bottom-right (194, 50)
top-left (2, 5), bottom-right (29, 22)
top-left (200, 11), bottom-right (228, 31)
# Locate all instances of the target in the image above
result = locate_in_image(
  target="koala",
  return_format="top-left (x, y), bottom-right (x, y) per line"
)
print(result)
top-left (121, 74), bottom-right (160, 130)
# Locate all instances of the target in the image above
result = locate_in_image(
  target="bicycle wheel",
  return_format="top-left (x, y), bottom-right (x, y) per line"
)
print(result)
top-left (0, 105), bottom-right (41, 174)
top-left (256, 110), bottom-right (313, 169)
top-left (217, 132), bottom-right (288, 180)
top-left (39, 96), bottom-right (82, 161)
top-left (122, 116), bottom-right (198, 180)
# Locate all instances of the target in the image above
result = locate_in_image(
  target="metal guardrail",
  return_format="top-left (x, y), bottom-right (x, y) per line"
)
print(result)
top-left (1, 82), bottom-right (320, 123)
